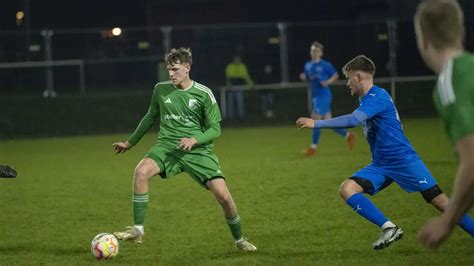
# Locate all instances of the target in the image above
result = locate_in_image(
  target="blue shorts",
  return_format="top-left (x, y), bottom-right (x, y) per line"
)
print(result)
top-left (351, 160), bottom-right (438, 195)
top-left (312, 91), bottom-right (332, 116)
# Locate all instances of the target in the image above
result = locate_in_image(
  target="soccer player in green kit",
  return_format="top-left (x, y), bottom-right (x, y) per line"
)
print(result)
top-left (112, 48), bottom-right (256, 252)
top-left (415, 0), bottom-right (474, 249)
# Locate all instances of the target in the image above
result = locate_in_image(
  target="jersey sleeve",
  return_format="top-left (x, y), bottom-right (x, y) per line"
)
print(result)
top-left (440, 82), bottom-right (474, 144)
top-left (203, 90), bottom-right (222, 127)
top-left (303, 63), bottom-right (310, 80)
top-left (193, 89), bottom-right (222, 144)
top-left (356, 95), bottom-right (387, 119)
top-left (127, 86), bottom-right (160, 146)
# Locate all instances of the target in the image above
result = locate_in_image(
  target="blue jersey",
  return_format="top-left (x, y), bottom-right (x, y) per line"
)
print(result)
top-left (304, 59), bottom-right (337, 97)
top-left (356, 86), bottom-right (419, 166)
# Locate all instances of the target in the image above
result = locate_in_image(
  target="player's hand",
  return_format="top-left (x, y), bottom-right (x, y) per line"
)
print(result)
top-left (179, 137), bottom-right (197, 151)
top-left (299, 72), bottom-right (306, 81)
top-left (113, 142), bottom-right (131, 154)
top-left (296, 117), bottom-right (316, 129)
top-left (320, 80), bottom-right (329, 87)
top-left (418, 215), bottom-right (454, 249)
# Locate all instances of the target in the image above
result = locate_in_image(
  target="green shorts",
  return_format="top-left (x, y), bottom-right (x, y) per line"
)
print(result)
top-left (145, 145), bottom-right (224, 187)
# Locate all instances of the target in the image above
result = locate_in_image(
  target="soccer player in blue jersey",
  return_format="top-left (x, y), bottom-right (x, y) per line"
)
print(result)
top-left (300, 41), bottom-right (355, 156)
top-left (296, 55), bottom-right (474, 249)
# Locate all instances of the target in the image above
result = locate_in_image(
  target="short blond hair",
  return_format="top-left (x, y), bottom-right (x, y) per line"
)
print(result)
top-left (311, 41), bottom-right (324, 51)
top-left (414, 0), bottom-right (465, 50)
top-left (342, 55), bottom-right (376, 76)
top-left (165, 47), bottom-right (193, 66)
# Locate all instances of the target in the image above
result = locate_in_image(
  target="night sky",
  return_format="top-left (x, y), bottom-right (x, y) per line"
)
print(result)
top-left (4, 0), bottom-right (472, 30)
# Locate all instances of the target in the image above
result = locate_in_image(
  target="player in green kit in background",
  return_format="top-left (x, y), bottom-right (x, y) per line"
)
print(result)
top-left (415, 0), bottom-right (474, 249)
top-left (112, 47), bottom-right (257, 252)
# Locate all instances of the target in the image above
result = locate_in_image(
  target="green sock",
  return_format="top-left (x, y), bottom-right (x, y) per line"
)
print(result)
top-left (226, 215), bottom-right (243, 241)
top-left (133, 193), bottom-right (148, 225)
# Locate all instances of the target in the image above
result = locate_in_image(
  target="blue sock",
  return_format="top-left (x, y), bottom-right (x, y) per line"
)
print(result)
top-left (458, 215), bottom-right (474, 237)
top-left (312, 128), bottom-right (320, 145)
top-left (346, 193), bottom-right (389, 227)
top-left (333, 128), bottom-right (347, 137)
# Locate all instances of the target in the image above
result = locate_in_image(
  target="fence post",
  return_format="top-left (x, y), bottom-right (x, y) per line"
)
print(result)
top-left (161, 26), bottom-right (172, 55)
top-left (277, 22), bottom-right (289, 83)
top-left (387, 19), bottom-right (398, 103)
top-left (79, 60), bottom-right (85, 94)
top-left (41, 29), bottom-right (56, 98)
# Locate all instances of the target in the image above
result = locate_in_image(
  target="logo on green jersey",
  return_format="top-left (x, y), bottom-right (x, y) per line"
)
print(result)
top-left (188, 99), bottom-right (198, 109)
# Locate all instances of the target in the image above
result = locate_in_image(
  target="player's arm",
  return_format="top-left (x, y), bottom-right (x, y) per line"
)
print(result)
top-left (241, 64), bottom-right (254, 87)
top-left (418, 81), bottom-right (474, 248)
top-left (439, 85), bottom-right (474, 222)
top-left (225, 65), bottom-right (232, 86)
top-left (321, 72), bottom-right (339, 87)
top-left (446, 134), bottom-right (474, 224)
top-left (300, 64), bottom-right (309, 81)
top-left (179, 91), bottom-right (222, 151)
top-left (418, 134), bottom-right (474, 248)
top-left (113, 87), bottom-right (160, 154)
top-left (195, 123), bottom-right (221, 143)
top-left (321, 62), bottom-right (338, 87)
top-left (297, 110), bottom-right (368, 129)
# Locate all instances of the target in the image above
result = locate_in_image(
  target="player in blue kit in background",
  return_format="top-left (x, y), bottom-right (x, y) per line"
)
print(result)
top-left (300, 41), bottom-right (355, 156)
top-left (297, 55), bottom-right (474, 249)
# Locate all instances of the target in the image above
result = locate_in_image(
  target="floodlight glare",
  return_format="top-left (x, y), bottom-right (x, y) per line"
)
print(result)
top-left (112, 27), bottom-right (122, 36)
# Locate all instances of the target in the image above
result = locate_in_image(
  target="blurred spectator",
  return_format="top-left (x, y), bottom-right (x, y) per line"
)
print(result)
top-left (225, 56), bottom-right (253, 120)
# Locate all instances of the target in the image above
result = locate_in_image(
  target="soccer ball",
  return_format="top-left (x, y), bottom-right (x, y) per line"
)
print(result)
top-left (91, 233), bottom-right (119, 259)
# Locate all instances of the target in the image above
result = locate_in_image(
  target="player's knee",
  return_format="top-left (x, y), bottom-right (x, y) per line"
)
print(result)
top-left (216, 192), bottom-right (232, 206)
top-left (338, 180), bottom-right (352, 199)
top-left (421, 184), bottom-right (444, 204)
top-left (133, 167), bottom-right (150, 183)
top-left (339, 179), bottom-right (362, 200)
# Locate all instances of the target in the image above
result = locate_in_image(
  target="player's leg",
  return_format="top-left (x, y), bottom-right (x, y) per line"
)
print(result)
top-left (339, 179), bottom-right (394, 229)
top-left (421, 186), bottom-right (474, 237)
top-left (132, 158), bottom-right (160, 227)
top-left (341, 166), bottom-right (403, 249)
top-left (389, 160), bottom-right (474, 237)
top-left (304, 99), bottom-right (321, 156)
top-left (207, 178), bottom-right (256, 251)
top-left (114, 158), bottom-right (160, 243)
top-left (184, 151), bottom-right (256, 251)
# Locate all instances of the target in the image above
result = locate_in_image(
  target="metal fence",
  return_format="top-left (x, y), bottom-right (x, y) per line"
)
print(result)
top-left (0, 19), bottom-right (473, 96)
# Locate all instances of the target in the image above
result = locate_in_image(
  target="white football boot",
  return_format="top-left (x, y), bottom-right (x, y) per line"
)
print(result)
top-left (114, 226), bottom-right (144, 244)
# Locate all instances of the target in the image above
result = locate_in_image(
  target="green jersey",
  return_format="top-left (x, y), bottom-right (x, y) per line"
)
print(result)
top-left (127, 81), bottom-right (222, 150)
top-left (433, 52), bottom-right (474, 145)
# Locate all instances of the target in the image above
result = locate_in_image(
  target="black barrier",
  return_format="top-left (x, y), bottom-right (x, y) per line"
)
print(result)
top-left (0, 78), bottom-right (437, 140)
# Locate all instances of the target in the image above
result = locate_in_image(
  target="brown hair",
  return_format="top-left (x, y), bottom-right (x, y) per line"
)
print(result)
top-left (342, 55), bottom-right (376, 76)
top-left (311, 41), bottom-right (324, 50)
top-left (414, 0), bottom-right (464, 50)
top-left (165, 47), bottom-right (193, 66)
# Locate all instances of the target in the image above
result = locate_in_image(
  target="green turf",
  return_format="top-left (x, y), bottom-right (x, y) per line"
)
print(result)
top-left (0, 118), bottom-right (472, 265)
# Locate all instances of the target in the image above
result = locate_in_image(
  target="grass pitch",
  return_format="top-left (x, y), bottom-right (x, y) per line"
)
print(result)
top-left (0, 118), bottom-right (472, 265)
